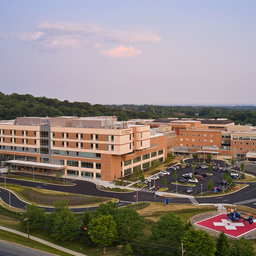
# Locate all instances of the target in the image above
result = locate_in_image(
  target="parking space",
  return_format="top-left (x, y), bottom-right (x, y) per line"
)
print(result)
top-left (144, 160), bottom-right (239, 195)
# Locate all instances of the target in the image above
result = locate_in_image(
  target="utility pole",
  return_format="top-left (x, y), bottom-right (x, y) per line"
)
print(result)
top-left (25, 206), bottom-right (30, 243)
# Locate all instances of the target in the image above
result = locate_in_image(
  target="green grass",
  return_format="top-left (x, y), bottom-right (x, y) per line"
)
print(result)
top-left (130, 183), bottom-right (146, 189)
top-left (158, 187), bottom-right (168, 192)
top-left (171, 182), bottom-right (196, 187)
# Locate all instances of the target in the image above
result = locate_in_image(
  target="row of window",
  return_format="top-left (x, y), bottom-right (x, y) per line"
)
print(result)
top-left (235, 148), bottom-right (255, 152)
top-left (52, 150), bottom-right (101, 159)
top-left (233, 136), bottom-right (256, 141)
top-left (0, 130), bottom-right (37, 137)
top-left (234, 142), bottom-right (255, 146)
top-left (52, 132), bottom-right (115, 142)
top-left (180, 133), bottom-right (213, 137)
top-left (180, 138), bottom-right (213, 143)
top-left (65, 160), bottom-right (101, 169)
top-left (0, 145), bottom-right (38, 152)
top-left (0, 137), bottom-right (38, 145)
top-left (67, 170), bottom-right (101, 179)
top-left (123, 150), bottom-right (163, 166)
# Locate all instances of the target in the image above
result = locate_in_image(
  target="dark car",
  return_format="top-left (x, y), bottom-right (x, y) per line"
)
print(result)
top-left (218, 186), bottom-right (225, 191)
top-left (231, 175), bottom-right (238, 179)
top-left (159, 173), bottom-right (165, 178)
top-left (186, 163), bottom-right (191, 168)
top-left (177, 177), bottom-right (186, 183)
top-left (218, 180), bottom-right (228, 186)
top-left (166, 168), bottom-right (173, 174)
top-left (196, 165), bottom-right (201, 169)
top-left (194, 171), bottom-right (200, 175)
top-left (201, 173), bottom-right (208, 177)
top-left (213, 166), bottom-right (219, 171)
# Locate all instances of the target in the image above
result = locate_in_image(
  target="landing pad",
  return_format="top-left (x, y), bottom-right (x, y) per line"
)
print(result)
top-left (195, 213), bottom-right (256, 238)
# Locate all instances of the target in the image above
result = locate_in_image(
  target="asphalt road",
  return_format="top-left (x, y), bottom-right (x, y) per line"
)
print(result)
top-left (0, 240), bottom-right (55, 256)
top-left (1, 159), bottom-right (256, 212)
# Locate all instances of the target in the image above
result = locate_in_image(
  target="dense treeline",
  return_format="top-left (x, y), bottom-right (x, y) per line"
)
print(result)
top-left (1, 92), bottom-right (256, 125)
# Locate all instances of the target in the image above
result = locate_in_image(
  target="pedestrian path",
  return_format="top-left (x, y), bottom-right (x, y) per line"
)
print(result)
top-left (215, 204), bottom-right (227, 214)
top-left (140, 187), bottom-right (156, 193)
top-left (233, 198), bottom-right (256, 206)
top-left (0, 226), bottom-right (86, 256)
top-left (189, 197), bottom-right (199, 205)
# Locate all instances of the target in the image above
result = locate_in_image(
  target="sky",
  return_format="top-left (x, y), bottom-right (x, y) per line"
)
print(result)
top-left (0, 0), bottom-right (256, 105)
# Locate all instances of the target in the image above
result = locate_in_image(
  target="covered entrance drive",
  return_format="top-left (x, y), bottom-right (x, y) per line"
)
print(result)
top-left (195, 150), bottom-right (220, 163)
top-left (5, 160), bottom-right (65, 177)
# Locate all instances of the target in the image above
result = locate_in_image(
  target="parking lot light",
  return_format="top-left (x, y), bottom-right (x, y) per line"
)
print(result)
top-left (201, 183), bottom-right (203, 197)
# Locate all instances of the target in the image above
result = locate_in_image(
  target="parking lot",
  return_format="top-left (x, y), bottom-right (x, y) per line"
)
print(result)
top-left (144, 159), bottom-right (239, 195)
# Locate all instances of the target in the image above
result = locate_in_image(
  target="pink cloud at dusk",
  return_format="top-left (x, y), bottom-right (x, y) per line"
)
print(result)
top-left (101, 45), bottom-right (141, 58)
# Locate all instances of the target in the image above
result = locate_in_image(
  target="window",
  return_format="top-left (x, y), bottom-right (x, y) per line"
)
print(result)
top-left (40, 148), bottom-right (49, 154)
top-left (111, 145), bottom-right (114, 151)
top-left (34, 131), bottom-right (36, 137)
top-left (133, 165), bottom-right (141, 173)
top-left (141, 141), bottom-right (142, 147)
top-left (40, 131), bottom-right (48, 137)
top-left (106, 144), bottom-right (109, 151)
top-left (240, 148), bottom-right (243, 151)
top-left (124, 160), bottom-right (131, 166)
top-left (66, 133), bottom-right (69, 139)
top-left (76, 142), bottom-right (79, 148)
top-left (192, 134), bottom-right (194, 136)
top-left (198, 134), bottom-right (200, 137)
top-left (96, 163), bottom-right (101, 169)
top-left (129, 134), bottom-right (131, 140)
top-left (180, 133), bottom-right (183, 136)
top-left (246, 142), bottom-right (249, 145)
top-left (192, 139), bottom-right (194, 142)
top-left (133, 156), bottom-right (141, 163)
top-left (10, 130), bottom-right (12, 135)
top-left (53, 132), bottom-right (55, 138)
top-left (180, 139), bottom-right (183, 141)
top-left (151, 151), bottom-right (157, 157)
top-left (62, 133), bottom-right (64, 139)
top-left (67, 160), bottom-right (78, 167)
top-left (10, 138), bottom-right (12, 143)
top-left (81, 162), bottom-right (93, 168)
top-left (210, 135), bottom-right (213, 137)
top-left (210, 140), bottom-right (213, 142)
top-left (40, 140), bottom-right (48, 146)
top-left (62, 141), bottom-right (64, 147)
top-left (81, 142), bottom-right (83, 148)
top-left (96, 173), bottom-right (101, 179)
top-left (158, 150), bottom-right (163, 155)
top-left (14, 138), bottom-right (16, 144)
top-left (26, 131), bottom-right (28, 136)
top-left (198, 139), bottom-right (201, 142)
top-left (234, 142), bottom-right (237, 145)
top-left (22, 130), bottom-right (24, 136)
top-left (124, 168), bottom-right (132, 176)
top-left (91, 134), bottom-right (93, 140)
top-left (186, 134), bottom-right (188, 136)
top-left (67, 170), bottom-right (79, 176)
top-left (240, 142), bottom-right (243, 145)
top-left (53, 141), bottom-right (55, 146)
top-left (204, 134), bottom-right (207, 137)
top-left (76, 133), bottom-right (79, 139)
top-left (130, 143), bottom-right (131, 149)
top-left (66, 142), bottom-right (69, 147)
top-left (96, 144), bottom-right (98, 150)
top-left (22, 139), bottom-right (24, 144)
top-left (186, 144), bottom-right (188, 147)
top-left (143, 162), bottom-right (150, 169)
top-left (96, 134), bottom-right (98, 141)
top-left (246, 148), bottom-right (249, 151)
top-left (81, 134), bottom-right (83, 139)
top-left (186, 139), bottom-right (189, 141)
top-left (192, 144), bottom-right (194, 147)
top-left (91, 143), bottom-right (93, 150)
top-left (141, 132), bottom-right (142, 138)
top-left (111, 135), bottom-right (114, 142)
top-left (106, 135), bottom-right (109, 141)
top-left (142, 154), bottom-right (150, 160)
top-left (253, 143), bottom-right (255, 146)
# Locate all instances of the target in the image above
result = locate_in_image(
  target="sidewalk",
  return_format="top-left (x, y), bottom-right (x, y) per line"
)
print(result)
top-left (0, 226), bottom-right (86, 256)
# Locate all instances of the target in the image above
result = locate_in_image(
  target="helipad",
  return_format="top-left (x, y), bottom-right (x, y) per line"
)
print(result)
top-left (195, 213), bottom-right (256, 238)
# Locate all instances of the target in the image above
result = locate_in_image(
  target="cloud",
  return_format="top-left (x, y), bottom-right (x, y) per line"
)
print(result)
top-left (101, 45), bottom-right (141, 58)
top-left (17, 22), bottom-right (161, 52)
top-left (94, 43), bottom-right (102, 48)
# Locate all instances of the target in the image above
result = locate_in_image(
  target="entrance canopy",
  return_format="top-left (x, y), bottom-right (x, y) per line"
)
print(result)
top-left (246, 152), bottom-right (256, 159)
top-left (5, 160), bottom-right (65, 170)
top-left (196, 151), bottom-right (220, 155)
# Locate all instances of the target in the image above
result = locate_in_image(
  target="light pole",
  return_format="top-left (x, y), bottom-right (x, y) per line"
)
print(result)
top-left (4, 174), bottom-right (6, 188)
top-left (204, 140), bottom-right (206, 163)
top-left (201, 184), bottom-right (203, 197)
top-left (136, 177), bottom-right (139, 203)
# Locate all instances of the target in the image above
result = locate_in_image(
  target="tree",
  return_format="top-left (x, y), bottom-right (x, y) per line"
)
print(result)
top-left (240, 162), bottom-right (245, 172)
top-left (115, 205), bottom-right (144, 240)
top-left (162, 178), bottom-right (167, 186)
top-left (192, 154), bottom-right (198, 160)
top-left (223, 173), bottom-right (227, 180)
top-left (208, 163), bottom-right (213, 171)
top-left (184, 221), bottom-right (193, 231)
top-left (96, 201), bottom-right (118, 217)
top-left (124, 244), bottom-right (133, 256)
top-left (173, 170), bottom-right (177, 180)
top-left (183, 227), bottom-right (216, 256)
top-left (20, 204), bottom-right (46, 231)
top-left (88, 214), bottom-right (117, 255)
top-left (230, 237), bottom-right (255, 256)
top-left (56, 172), bottom-right (61, 180)
top-left (141, 175), bottom-right (145, 183)
top-left (231, 158), bottom-right (235, 168)
top-left (227, 176), bottom-right (233, 186)
top-left (215, 231), bottom-right (231, 256)
top-left (151, 212), bottom-right (184, 247)
top-left (51, 207), bottom-right (80, 242)
top-left (208, 179), bottom-right (213, 191)
top-left (80, 211), bottom-right (93, 244)
top-left (207, 154), bottom-right (212, 163)
top-left (7, 167), bottom-right (11, 173)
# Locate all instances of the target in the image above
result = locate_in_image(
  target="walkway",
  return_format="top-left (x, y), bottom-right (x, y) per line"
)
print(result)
top-left (0, 226), bottom-right (86, 256)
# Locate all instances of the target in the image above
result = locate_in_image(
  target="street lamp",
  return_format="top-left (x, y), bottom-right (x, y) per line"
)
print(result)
top-left (201, 184), bottom-right (203, 197)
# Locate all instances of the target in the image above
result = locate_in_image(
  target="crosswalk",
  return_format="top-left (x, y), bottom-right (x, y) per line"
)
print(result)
top-left (140, 187), bottom-right (156, 193)
top-left (233, 198), bottom-right (256, 205)
top-left (189, 197), bottom-right (199, 205)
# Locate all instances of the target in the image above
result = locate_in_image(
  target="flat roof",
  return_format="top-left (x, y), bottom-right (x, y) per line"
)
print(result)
top-left (5, 160), bottom-right (65, 170)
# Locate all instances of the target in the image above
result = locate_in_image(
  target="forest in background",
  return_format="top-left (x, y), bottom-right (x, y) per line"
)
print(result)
top-left (0, 92), bottom-right (256, 125)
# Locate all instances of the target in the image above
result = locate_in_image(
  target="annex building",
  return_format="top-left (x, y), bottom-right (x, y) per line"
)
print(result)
top-left (0, 116), bottom-right (177, 181)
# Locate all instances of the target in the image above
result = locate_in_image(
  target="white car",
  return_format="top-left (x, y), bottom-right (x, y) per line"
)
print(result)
top-left (201, 165), bottom-right (207, 170)
top-left (161, 171), bottom-right (170, 175)
top-left (230, 172), bottom-right (239, 177)
top-left (183, 173), bottom-right (192, 178)
top-left (188, 178), bottom-right (199, 183)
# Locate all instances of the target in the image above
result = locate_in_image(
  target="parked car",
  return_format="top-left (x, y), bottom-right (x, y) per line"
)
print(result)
top-left (196, 165), bottom-right (201, 169)
top-left (194, 171), bottom-right (200, 175)
top-left (231, 175), bottom-right (238, 179)
top-left (162, 170), bottom-right (170, 175)
top-left (183, 173), bottom-right (192, 178)
top-left (195, 175), bottom-right (203, 181)
top-left (201, 173), bottom-right (208, 177)
top-left (177, 177), bottom-right (187, 183)
top-left (175, 165), bottom-right (180, 170)
top-left (201, 165), bottom-right (207, 170)
top-left (218, 186), bottom-right (225, 191)
top-left (166, 168), bottom-right (173, 174)
top-left (159, 173), bottom-right (165, 178)
top-left (151, 175), bottom-right (159, 180)
top-left (145, 178), bottom-right (151, 183)
top-left (213, 166), bottom-right (219, 171)
top-left (186, 163), bottom-right (191, 168)
top-left (188, 178), bottom-right (198, 183)
top-left (230, 172), bottom-right (239, 177)
top-left (218, 180), bottom-right (228, 186)
top-left (172, 166), bottom-right (177, 171)
top-left (187, 187), bottom-right (194, 194)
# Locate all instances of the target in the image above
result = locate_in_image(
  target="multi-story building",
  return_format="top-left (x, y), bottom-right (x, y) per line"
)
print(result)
top-left (0, 116), bottom-right (177, 181)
